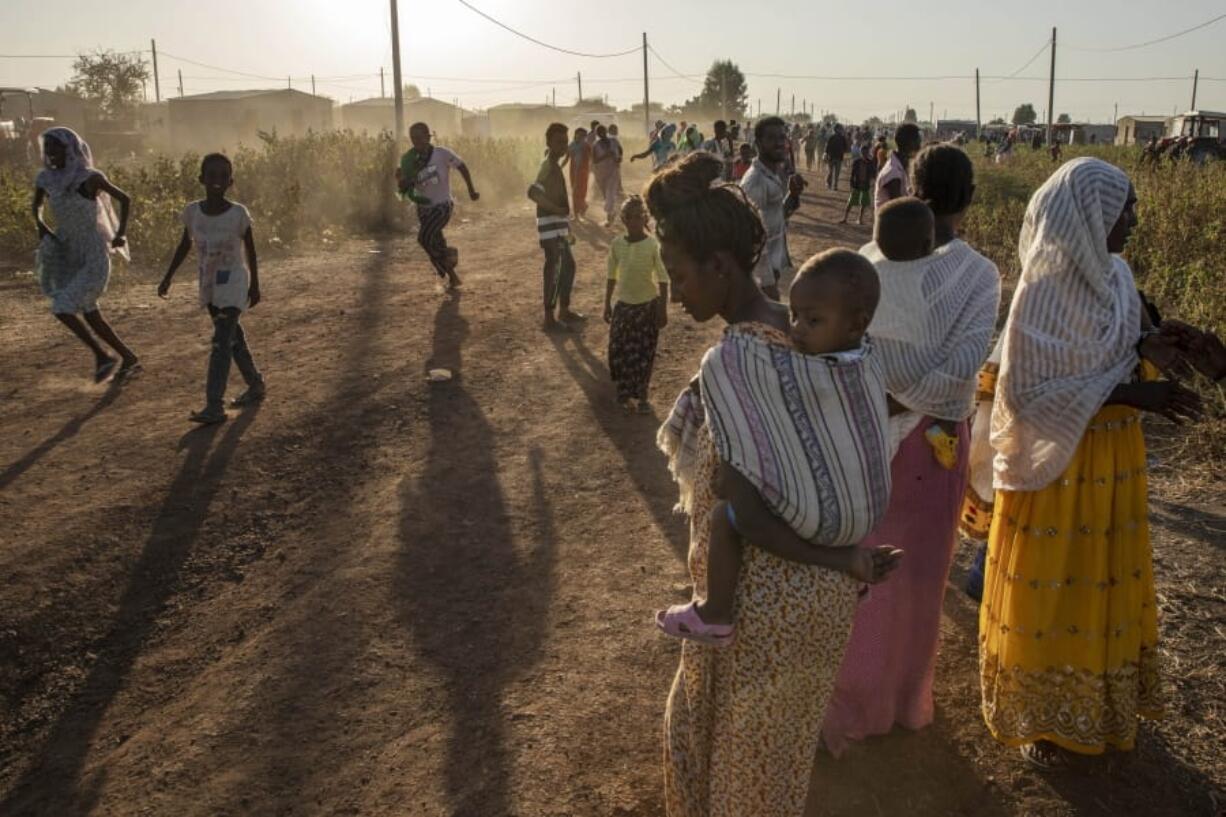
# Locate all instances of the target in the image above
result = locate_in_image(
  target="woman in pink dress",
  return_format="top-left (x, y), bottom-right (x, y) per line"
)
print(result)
top-left (822, 144), bottom-right (1001, 755)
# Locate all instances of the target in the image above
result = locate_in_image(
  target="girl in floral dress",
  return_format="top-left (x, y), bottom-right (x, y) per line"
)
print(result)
top-left (32, 127), bottom-right (139, 382)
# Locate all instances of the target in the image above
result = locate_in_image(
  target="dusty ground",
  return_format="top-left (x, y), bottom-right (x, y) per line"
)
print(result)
top-left (1, 165), bottom-right (1223, 817)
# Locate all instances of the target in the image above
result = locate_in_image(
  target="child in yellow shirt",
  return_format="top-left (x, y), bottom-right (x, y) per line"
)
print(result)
top-left (603, 196), bottom-right (669, 412)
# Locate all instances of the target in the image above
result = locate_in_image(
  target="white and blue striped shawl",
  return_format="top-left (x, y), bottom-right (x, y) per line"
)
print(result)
top-left (659, 326), bottom-right (892, 547)
top-left (991, 158), bottom-right (1140, 492)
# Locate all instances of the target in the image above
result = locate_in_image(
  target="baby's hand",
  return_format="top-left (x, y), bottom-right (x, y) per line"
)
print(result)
top-left (846, 545), bottom-right (904, 584)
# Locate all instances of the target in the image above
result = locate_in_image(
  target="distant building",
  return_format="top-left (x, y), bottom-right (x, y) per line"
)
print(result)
top-left (28, 88), bottom-right (98, 132)
top-left (1115, 115), bottom-right (1169, 146)
top-left (339, 96), bottom-right (465, 137)
top-left (488, 103), bottom-right (559, 138)
top-left (1051, 122), bottom-right (1116, 145)
top-left (168, 89), bottom-right (333, 151)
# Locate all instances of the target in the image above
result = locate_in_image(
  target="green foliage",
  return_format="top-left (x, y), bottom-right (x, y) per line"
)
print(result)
top-left (904, 107), bottom-right (918, 123)
top-left (1057, 113), bottom-right (1072, 124)
top-left (1, 130), bottom-right (544, 267)
top-left (692, 60), bottom-right (748, 119)
top-left (1012, 104), bottom-right (1038, 126)
top-left (68, 50), bottom-right (150, 121)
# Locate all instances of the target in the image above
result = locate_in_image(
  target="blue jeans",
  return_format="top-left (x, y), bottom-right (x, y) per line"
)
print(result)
top-left (206, 306), bottom-right (262, 413)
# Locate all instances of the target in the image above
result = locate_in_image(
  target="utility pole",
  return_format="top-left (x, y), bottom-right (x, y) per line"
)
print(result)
top-left (311, 75), bottom-right (316, 96)
top-left (721, 63), bottom-right (727, 121)
top-left (1114, 101), bottom-right (1118, 124)
top-left (1191, 68), bottom-right (1199, 110)
top-left (178, 69), bottom-right (184, 98)
top-left (775, 88), bottom-right (780, 115)
top-left (930, 101), bottom-right (934, 129)
top-left (1046, 26), bottom-right (1057, 146)
top-left (791, 94), bottom-right (795, 117)
top-left (380, 67), bottom-right (385, 98)
top-left (642, 32), bottom-right (650, 136)
top-left (288, 76), bottom-right (291, 90)
top-left (975, 68), bottom-right (981, 139)
top-left (150, 39), bottom-right (161, 103)
top-left (577, 72), bottom-right (582, 104)
top-left (390, 0), bottom-right (405, 143)
top-left (552, 87), bottom-right (556, 107)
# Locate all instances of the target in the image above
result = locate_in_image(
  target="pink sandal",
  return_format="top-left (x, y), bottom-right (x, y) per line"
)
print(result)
top-left (655, 601), bottom-right (735, 646)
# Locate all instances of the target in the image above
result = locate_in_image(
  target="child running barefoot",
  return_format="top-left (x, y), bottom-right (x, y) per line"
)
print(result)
top-left (869, 197), bottom-right (960, 468)
top-left (158, 153), bottom-right (265, 425)
top-left (603, 196), bottom-right (668, 413)
top-left (657, 250), bottom-right (903, 645)
top-left (32, 127), bottom-right (141, 382)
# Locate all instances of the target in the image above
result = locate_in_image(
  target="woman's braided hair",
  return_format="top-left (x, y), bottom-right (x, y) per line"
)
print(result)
top-left (642, 152), bottom-right (766, 275)
top-left (911, 143), bottom-right (975, 216)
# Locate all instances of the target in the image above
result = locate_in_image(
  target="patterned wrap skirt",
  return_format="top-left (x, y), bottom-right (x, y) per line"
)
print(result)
top-left (664, 433), bottom-right (861, 817)
top-left (979, 403), bottom-right (1162, 754)
top-left (608, 300), bottom-right (660, 402)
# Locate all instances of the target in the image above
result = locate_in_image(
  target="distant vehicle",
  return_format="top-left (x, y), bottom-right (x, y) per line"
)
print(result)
top-left (1158, 111), bottom-right (1226, 164)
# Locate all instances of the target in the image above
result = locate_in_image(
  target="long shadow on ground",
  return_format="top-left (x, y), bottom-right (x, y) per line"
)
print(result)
top-left (396, 293), bottom-right (558, 815)
top-left (0, 379), bottom-right (124, 491)
top-left (547, 331), bottom-right (690, 563)
top-left (1, 408), bottom-right (260, 815)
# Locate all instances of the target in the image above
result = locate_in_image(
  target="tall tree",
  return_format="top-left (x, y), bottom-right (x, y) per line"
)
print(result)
top-left (1057, 113), bottom-right (1072, 124)
top-left (403, 84), bottom-right (422, 100)
top-left (903, 107), bottom-right (918, 123)
top-left (68, 50), bottom-right (149, 120)
top-left (695, 60), bottom-right (748, 119)
top-left (1012, 103), bottom-right (1038, 126)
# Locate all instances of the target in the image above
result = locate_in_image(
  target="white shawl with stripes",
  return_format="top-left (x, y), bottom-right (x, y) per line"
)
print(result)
top-left (660, 326), bottom-right (892, 547)
top-left (991, 158), bottom-right (1140, 492)
top-left (862, 239), bottom-right (1001, 422)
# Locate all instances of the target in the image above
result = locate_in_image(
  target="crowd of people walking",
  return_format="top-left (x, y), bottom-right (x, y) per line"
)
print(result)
top-left (24, 111), bottom-right (1226, 817)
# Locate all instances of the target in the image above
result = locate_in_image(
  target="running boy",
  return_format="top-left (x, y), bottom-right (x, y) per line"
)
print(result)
top-left (396, 122), bottom-right (479, 290)
top-left (841, 143), bottom-right (876, 225)
top-left (603, 196), bottom-right (668, 412)
top-left (528, 123), bottom-right (580, 331)
top-left (656, 250), bottom-right (900, 643)
top-left (158, 153), bottom-right (265, 424)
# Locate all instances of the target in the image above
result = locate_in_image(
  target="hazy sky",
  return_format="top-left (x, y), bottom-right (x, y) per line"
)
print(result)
top-left (3, 0), bottom-right (1223, 124)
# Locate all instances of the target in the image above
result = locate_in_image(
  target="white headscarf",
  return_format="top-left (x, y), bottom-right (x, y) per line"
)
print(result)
top-left (35, 126), bottom-right (129, 260)
top-left (36, 127), bottom-right (97, 194)
top-left (990, 157), bottom-right (1139, 492)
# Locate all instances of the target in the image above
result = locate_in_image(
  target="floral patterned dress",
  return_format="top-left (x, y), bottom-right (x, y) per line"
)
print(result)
top-left (663, 324), bottom-right (862, 817)
top-left (41, 183), bottom-right (114, 315)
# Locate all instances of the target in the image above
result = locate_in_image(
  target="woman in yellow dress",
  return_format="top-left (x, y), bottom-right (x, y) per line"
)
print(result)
top-left (979, 158), bottom-right (1204, 768)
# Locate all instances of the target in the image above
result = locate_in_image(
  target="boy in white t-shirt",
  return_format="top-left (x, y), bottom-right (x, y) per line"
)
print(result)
top-left (158, 153), bottom-right (265, 425)
top-left (396, 121), bottom-right (479, 290)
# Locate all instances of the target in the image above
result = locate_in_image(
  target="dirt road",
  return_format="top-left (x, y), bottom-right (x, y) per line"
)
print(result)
top-left (1, 168), bottom-right (1222, 816)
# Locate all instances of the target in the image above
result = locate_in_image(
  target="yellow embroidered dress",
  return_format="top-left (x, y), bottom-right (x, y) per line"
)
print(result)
top-left (979, 158), bottom-right (1163, 755)
top-left (979, 401), bottom-right (1161, 753)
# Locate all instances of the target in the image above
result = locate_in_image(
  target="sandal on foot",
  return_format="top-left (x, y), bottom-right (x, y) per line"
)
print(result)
top-left (116, 360), bottom-right (143, 382)
top-left (230, 385), bottom-right (266, 407)
top-left (655, 602), bottom-right (735, 646)
top-left (925, 424), bottom-right (960, 470)
top-left (1020, 741), bottom-right (1069, 771)
top-left (188, 409), bottom-right (228, 425)
top-left (94, 357), bottom-right (118, 384)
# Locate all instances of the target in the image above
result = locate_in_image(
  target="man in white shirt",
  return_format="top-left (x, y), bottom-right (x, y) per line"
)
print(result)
top-left (700, 120), bottom-right (736, 181)
top-left (740, 117), bottom-right (804, 300)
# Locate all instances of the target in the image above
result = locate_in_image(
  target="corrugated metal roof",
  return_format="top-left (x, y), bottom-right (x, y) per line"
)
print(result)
top-left (172, 89), bottom-right (322, 102)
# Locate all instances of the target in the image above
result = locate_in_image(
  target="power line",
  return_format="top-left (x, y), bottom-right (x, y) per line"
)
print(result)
top-left (453, 0), bottom-right (639, 59)
top-left (1065, 11), bottom-right (1226, 52)
top-left (647, 46), bottom-right (703, 84)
